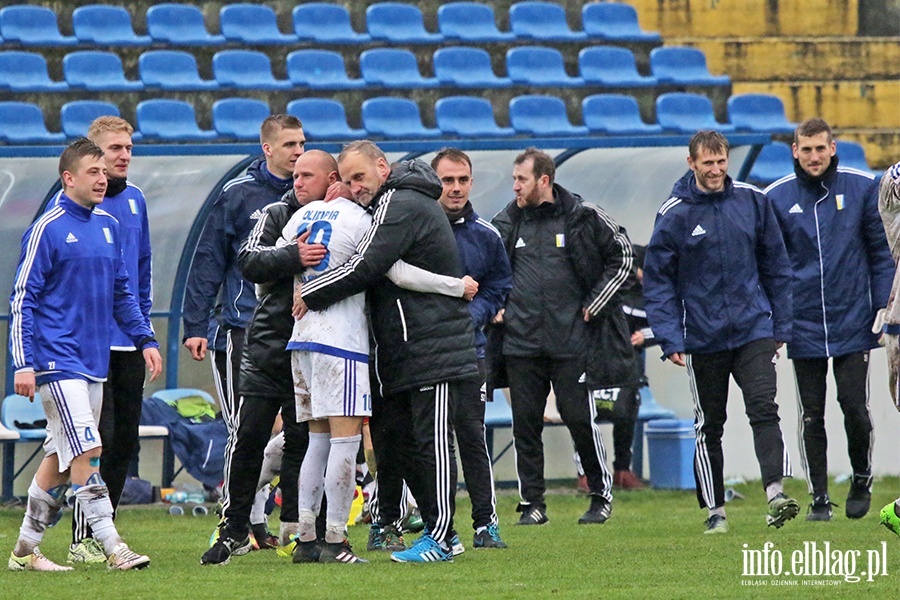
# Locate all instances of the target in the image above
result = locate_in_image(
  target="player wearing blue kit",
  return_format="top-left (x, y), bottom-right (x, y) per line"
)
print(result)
top-left (8, 139), bottom-right (162, 571)
top-left (61, 117), bottom-right (155, 564)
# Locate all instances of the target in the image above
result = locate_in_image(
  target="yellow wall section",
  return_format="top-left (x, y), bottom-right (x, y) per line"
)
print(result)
top-left (667, 38), bottom-right (900, 81)
top-left (629, 0), bottom-right (858, 37)
top-left (733, 81), bottom-right (900, 129)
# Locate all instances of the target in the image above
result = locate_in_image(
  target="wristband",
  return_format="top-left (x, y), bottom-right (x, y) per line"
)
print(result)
top-left (137, 336), bottom-right (157, 349)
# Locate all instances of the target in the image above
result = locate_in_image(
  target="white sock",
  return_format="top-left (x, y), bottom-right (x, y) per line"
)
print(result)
top-left (297, 432), bottom-right (331, 515)
top-left (324, 435), bottom-right (361, 544)
top-left (74, 483), bottom-right (122, 555)
top-left (250, 484), bottom-right (270, 526)
top-left (709, 506), bottom-right (726, 519)
top-left (765, 481), bottom-right (784, 502)
top-left (258, 432), bottom-right (284, 489)
top-left (14, 479), bottom-right (65, 556)
top-left (297, 508), bottom-right (317, 543)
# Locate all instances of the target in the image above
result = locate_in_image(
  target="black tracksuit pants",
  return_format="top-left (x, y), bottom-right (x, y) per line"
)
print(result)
top-left (793, 351), bottom-right (872, 497)
top-left (223, 394), bottom-right (308, 533)
top-left (506, 355), bottom-right (613, 509)
top-left (72, 349), bottom-right (146, 543)
top-left (454, 361), bottom-right (498, 530)
top-left (687, 338), bottom-right (790, 509)
top-left (211, 328), bottom-right (243, 508)
top-left (369, 381), bottom-right (459, 545)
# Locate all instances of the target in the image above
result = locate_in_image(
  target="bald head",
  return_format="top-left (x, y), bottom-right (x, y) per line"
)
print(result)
top-left (293, 150), bottom-right (339, 205)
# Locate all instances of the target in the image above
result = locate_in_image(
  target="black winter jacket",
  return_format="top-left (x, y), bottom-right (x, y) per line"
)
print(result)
top-left (236, 189), bottom-right (304, 398)
top-left (301, 160), bottom-right (479, 395)
top-left (490, 184), bottom-right (637, 390)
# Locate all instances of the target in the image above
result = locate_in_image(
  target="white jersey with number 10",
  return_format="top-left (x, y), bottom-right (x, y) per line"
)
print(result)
top-left (284, 197), bottom-right (371, 360)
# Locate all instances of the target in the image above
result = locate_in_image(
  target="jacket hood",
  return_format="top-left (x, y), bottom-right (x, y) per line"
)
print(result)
top-left (382, 159), bottom-right (443, 201)
top-left (794, 153), bottom-right (839, 186)
top-left (670, 171), bottom-right (734, 204)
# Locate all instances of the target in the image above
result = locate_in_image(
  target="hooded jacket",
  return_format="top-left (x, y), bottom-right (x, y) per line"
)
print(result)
top-left (236, 189), bottom-right (305, 398)
top-left (490, 183), bottom-right (637, 389)
top-left (644, 173), bottom-right (792, 356)
top-left (765, 156), bottom-right (894, 358)
top-left (182, 158), bottom-right (294, 350)
top-left (446, 201), bottom-right (512, 359)
top-left (301, 160), bottom-right (479, 395)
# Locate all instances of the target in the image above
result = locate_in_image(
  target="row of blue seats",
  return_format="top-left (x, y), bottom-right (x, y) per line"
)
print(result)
top-left (0, 2), bottom-right (659, 47)
top-left (0, 45), bottom-right (728, 93)
top-left (0, 93), bottom-right (800, 145)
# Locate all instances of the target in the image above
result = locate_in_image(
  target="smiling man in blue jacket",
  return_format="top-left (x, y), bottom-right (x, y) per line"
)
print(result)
top-left (766, 118), bottom-right (895, 521)
top-left (8, 139), bottom-right (161, 571)
top-left (644, 130), bottom-right (798, 535)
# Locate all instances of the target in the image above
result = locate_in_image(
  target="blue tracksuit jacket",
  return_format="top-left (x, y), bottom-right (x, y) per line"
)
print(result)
top-left (643, 173), bottom-right (792, 357)
top-left (766, 158), bottom-right (894, 358)
top-left (10, 194), bottom-right (156, 385)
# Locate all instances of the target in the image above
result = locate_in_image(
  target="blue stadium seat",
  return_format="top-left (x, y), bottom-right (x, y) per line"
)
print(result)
top-left (1, 393), bottom-right (48, 441)
top-left (0, 5), bottom-right (77, 46)
top-left (213, 50), bottom-right (291, 90)
top-left (146, 3), bottom-right (225, 46)
top-left (507, 46), bottom-right (584, 87)
top-left (219, 4), bottom-right (296, 44)
top-left (72, 5), bottom-right (151, 46)
top-left (509, 95), bottom-right (588, 137)
top-left (0, 102), bottom-right (65, 143)
top-left (0, 51), bottom-right (67, 92)
top-left (435, 96), bottom-right (515, 138)
top-left (287, 50), bottom-right (364, 90)
top-left (361, 98), bottom-right (441, 139)
top-left (286, 98), bottom-right (365, 141)
top-left (60, 100), bottom-right (120, 138)
top-left (509, 1), bottom-right (587, 42)
top-left (836, 140), bottom-right (876, 175)
top-left (63, 51), bottom-right (143, 92)
top-left (437, 2), bottom-right (514, 42)
top-left (366, 3), bottom-right (444, 44)
top-left (582, 3), bottom-right (661, 42)
top-left (292, 3), bottom-right (371, 44)
top-left (650, 47), bottom-right (731, 86)
top-left (656, 93), bottom-right (736, 134)
top-left (359, 48), bottom-right (438, 88)
top-left (433, 47), bottom-right (512, 88)
top-left (727, 94), bottom-right (797, 134)
top-left (579, 47), bottom-right (658, 88)
top-left (136, 99), bottom-right (217, 142)
top-left (582, 94), bottom-right (663, 135)
top-left (139, 50), bottom-right (218, 91)
top-left (750, 142), bottom-right (794, 186)
top-left (212, 98), bottom-right (271, 141)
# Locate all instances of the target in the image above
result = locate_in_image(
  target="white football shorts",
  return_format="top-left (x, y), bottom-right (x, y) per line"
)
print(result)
top-left (40, 378), bottom-right (103, 472)
top-left (292, 350), bottom-right (371, 422)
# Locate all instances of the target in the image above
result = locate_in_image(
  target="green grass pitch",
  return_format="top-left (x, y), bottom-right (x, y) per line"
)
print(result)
top-left (2, 478), bottom-right (899, 599)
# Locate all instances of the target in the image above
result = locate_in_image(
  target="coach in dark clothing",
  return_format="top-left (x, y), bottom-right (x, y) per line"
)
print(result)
top-left (433, 148), bottom-right (512, 550)
top-left (491, 147), bottom-right (635, 526)
top-left (201, 153), bottom-right (332, 565)
top-left (301, 141), bottom-right (478, 563)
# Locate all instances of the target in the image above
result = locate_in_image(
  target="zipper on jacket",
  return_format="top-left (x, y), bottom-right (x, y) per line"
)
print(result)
top-left (682, 299), bottom-right (688, 344)
top-left (396, 299), bottom-right (408, 342)
top-left (813, 182), bottom-right (831, 356)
